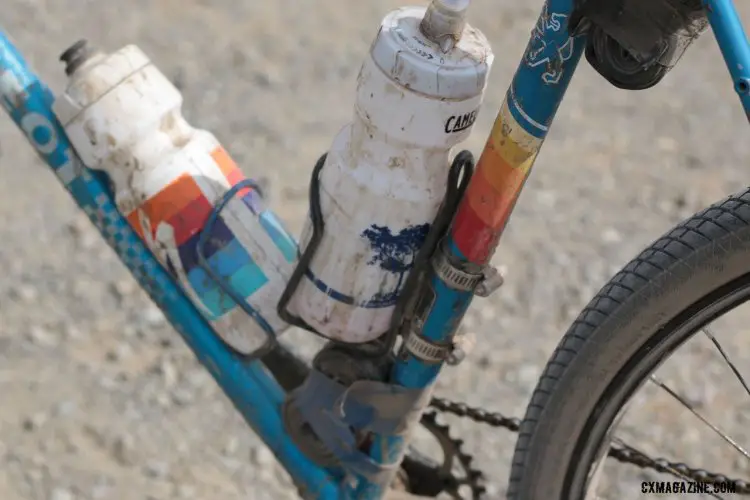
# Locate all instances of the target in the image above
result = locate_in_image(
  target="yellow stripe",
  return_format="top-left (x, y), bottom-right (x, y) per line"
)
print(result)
top-left (489, 99), bottom-right (543, 174)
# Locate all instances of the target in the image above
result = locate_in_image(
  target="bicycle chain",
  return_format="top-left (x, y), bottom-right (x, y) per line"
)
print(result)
top-left (425, 396), bottom-right (750, 497)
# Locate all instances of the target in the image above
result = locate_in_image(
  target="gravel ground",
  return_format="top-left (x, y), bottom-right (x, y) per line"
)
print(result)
top-left (1, 1), bottom-right (750, 499)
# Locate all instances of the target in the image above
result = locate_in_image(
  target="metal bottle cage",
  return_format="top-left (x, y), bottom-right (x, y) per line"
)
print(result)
top-left (194, 150), bottom-right (475, 362)
top-left (195, 178), bottom-right (279, 359)
top-left (276, 150), bottom-right (476, 361)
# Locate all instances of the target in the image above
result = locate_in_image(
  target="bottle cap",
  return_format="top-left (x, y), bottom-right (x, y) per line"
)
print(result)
top-left (370, 6), bottom-right (491, 100)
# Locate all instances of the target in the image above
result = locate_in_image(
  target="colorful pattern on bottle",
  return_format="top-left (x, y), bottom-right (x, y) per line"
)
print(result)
top-left (126, 146), bottom-right (297, 320)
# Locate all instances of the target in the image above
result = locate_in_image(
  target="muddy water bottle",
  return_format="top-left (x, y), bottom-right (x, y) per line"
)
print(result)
top-left (52, 40), bottom-right (297, 356)
top-left (287, 0), bottom-right (493, 343)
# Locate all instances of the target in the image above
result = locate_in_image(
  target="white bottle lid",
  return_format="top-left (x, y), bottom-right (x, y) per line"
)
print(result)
top-left (54, 45), bottom-right (152, 126)
top-left (370, 6), bottom-right (492, 101)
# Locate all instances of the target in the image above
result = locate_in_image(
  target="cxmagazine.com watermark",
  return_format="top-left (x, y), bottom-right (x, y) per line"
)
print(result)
top-left (642, 481), bottom-right (737, 495)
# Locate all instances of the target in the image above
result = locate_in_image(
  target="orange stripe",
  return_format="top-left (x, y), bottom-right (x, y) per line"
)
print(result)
top-left (480, 142), bottom-right (517, 193)
top-left (482, 155), bottom-right (528, 196)
top-left (211, 146), bottom-right (242, 179)
top-left (466, 143), bottom-right (528, 231)
top-left (126, 212), bottom-right (144, 239)
top-left (466, 164), bottom-right (502, 228)
top-left (226, 168), bottom-right (245, 187)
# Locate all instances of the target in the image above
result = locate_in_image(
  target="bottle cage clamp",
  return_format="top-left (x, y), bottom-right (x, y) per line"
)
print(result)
top-left (401, 238), bottom-right (504, 365)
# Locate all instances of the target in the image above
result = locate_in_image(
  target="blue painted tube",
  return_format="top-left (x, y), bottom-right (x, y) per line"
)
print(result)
top-left (0, 30), bottom-right (339, 499)
top-left (350, 1), bottom-right (586, 497)
top-left (704, 0), bottom-right (750, 115)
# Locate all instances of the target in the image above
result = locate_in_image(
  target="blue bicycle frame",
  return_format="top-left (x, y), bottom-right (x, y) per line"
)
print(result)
top-left (0, 0), bottom-right (747, 498)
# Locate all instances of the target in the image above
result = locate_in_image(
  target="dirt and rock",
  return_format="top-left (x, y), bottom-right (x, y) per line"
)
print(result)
top-left (1, 1), bottom-right (749, 499)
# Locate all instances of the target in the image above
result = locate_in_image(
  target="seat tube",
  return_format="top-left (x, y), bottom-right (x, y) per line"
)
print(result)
top-left (347, 1), bottom-right (587, 498)
top-left (704, 0), bottom-right (750, 118)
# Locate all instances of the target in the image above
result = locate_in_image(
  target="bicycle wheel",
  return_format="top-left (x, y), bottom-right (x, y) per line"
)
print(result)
top-left (507, 190), bottom-right (750, 499)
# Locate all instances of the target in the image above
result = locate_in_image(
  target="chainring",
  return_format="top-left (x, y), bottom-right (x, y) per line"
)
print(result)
top-left (399, 411), bottom-right (487, 499)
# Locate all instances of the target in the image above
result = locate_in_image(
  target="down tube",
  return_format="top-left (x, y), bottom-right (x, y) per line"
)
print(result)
top-left (0, 31), bottom-right (339, 499)
top-left (351, 1), bottom-right (587, 498)
top-left (704, 0), bottom-right (750, 116)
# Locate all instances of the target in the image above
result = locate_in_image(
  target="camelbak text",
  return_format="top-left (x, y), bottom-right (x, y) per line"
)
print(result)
top-left (445, 110), bottom-right (477, 133)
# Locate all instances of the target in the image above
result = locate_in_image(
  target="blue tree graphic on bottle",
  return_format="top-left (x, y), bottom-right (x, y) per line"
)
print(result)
top-left (359, 222), bottom-right (430, 308)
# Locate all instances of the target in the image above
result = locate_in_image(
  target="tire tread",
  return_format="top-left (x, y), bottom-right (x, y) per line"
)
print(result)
top-left (507, 190), bottom-right (750, 498)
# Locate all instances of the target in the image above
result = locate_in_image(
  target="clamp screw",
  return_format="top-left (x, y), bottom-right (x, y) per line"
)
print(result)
top-left (475, 267), bottom-right (504, 297)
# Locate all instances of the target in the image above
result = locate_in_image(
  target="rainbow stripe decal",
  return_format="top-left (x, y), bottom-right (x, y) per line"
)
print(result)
top-left (451, 97), bottom-right (543, 264)
top-left (127, 147), bottom-right (296, 320)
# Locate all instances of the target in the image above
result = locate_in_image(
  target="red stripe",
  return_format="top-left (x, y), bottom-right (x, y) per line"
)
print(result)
top-left (140, 174), bottom-right (203, 233)
top-left (465, 164), bottom-right (504, 229)
top-left (451, 201), bottom-right (497, 265)
top-left (166, 194), bottom-right (213, 246)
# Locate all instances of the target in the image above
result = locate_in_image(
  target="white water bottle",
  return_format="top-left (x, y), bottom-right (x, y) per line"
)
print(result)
top-left (287, 1), bottom-right (493, 343)
top-left (52, 41), bottom-right (297, 355)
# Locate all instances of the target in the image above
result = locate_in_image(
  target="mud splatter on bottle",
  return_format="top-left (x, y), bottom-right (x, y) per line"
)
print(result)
top-left (287, 6), bottom-right (493, 343)
top-left (53, 41), bottom-right (297, 355)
